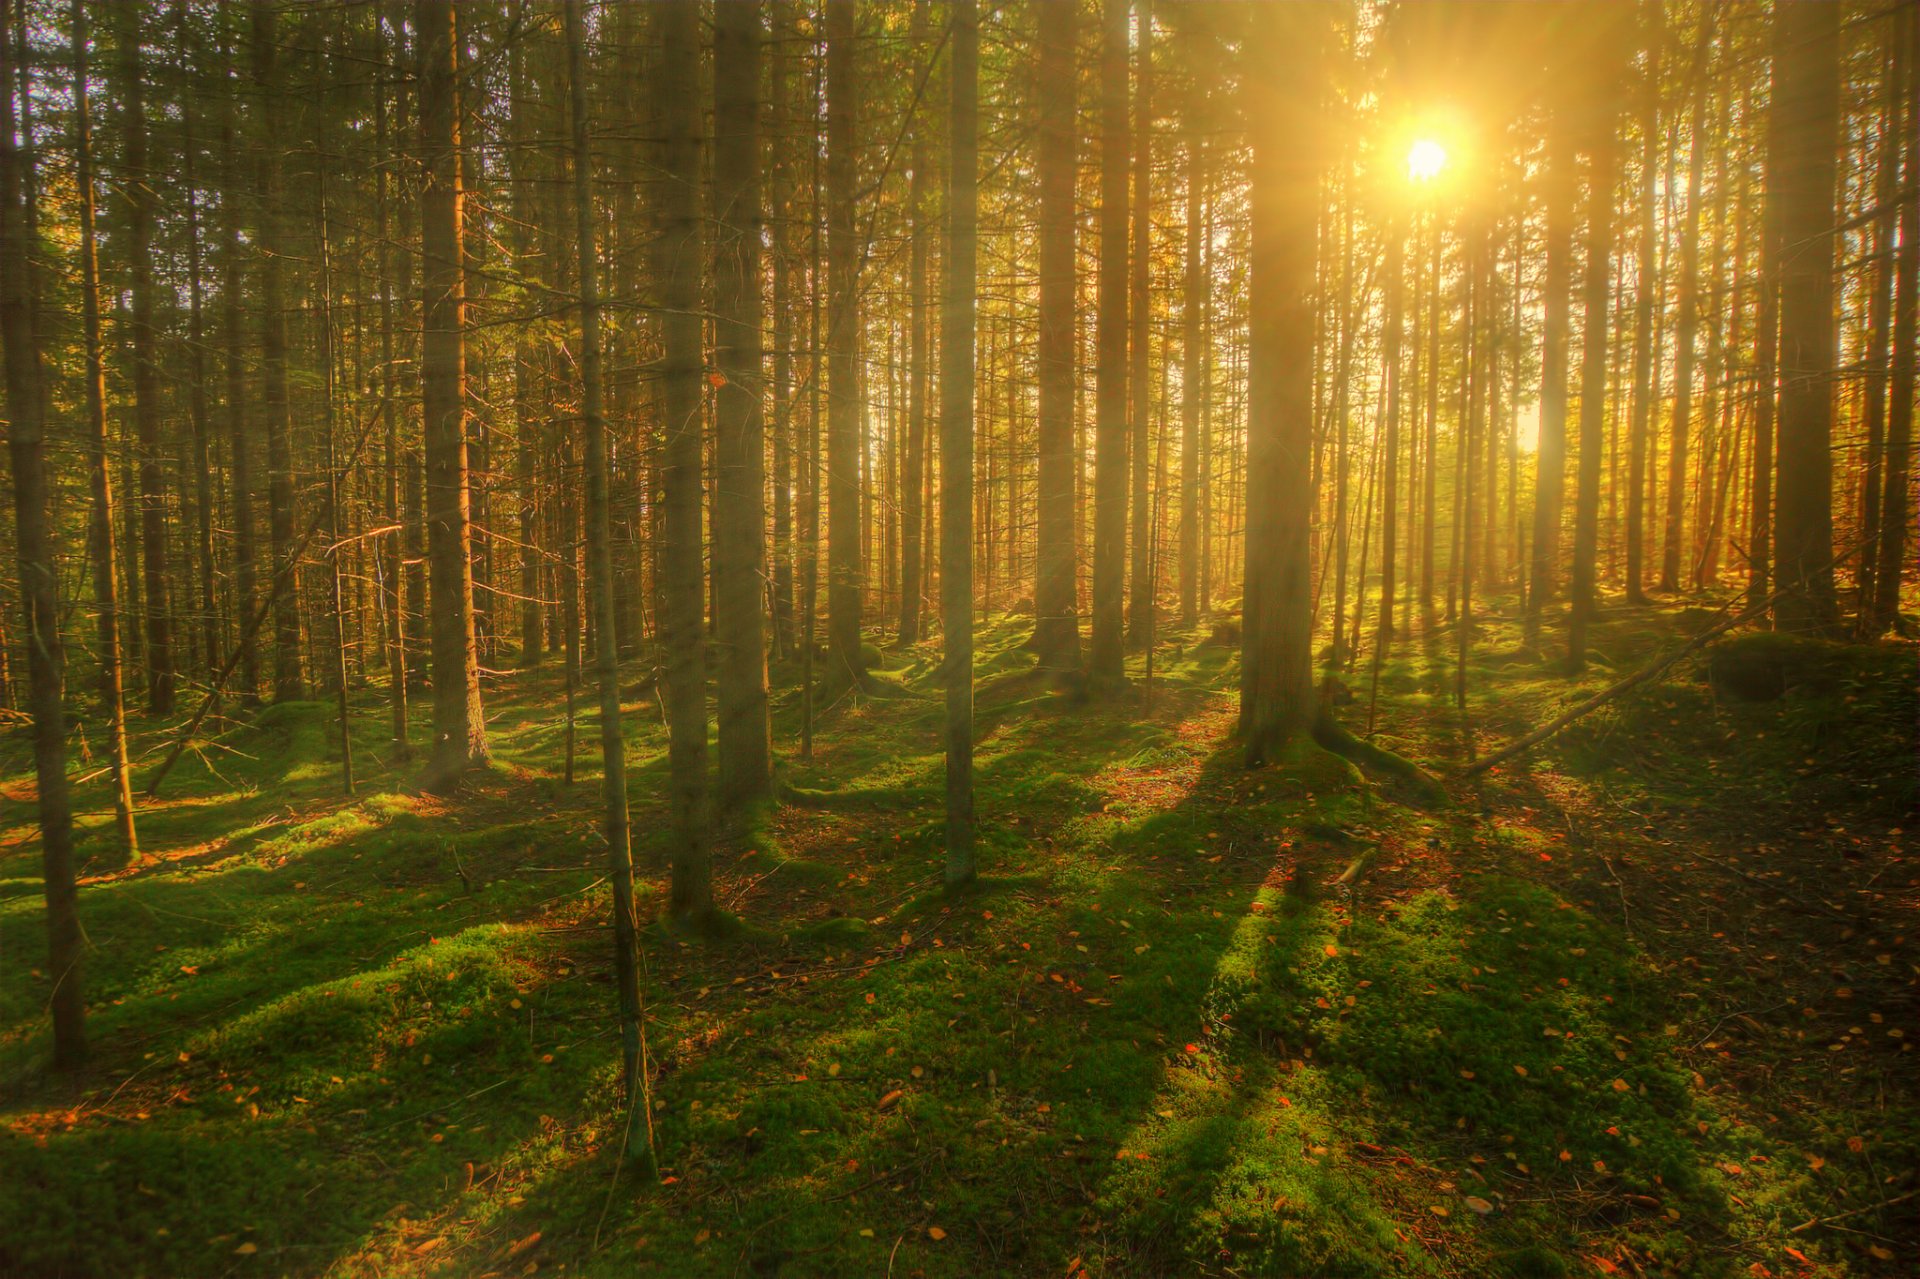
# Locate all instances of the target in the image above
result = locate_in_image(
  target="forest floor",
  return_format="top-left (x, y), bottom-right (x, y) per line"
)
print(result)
top-left (1, 595), bottom-right (1915, 1279)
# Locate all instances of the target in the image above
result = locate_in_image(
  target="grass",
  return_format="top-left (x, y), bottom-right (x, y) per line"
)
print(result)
top-left (1, 594), bottom-right (1914, 1278)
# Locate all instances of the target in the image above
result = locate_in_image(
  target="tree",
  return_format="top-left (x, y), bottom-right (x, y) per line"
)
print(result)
top-left (1033, 0), bottom-right (1081, 668)
top-left (1867, 5), bottom-right (1917, 637)
top-left (1769, 0), bottom-right (1841, 635)
top-left (417, 0), bottom-right (488, 784)
top-left (943, 0), bottom-right (979, 885)
top-left (656, 0), bottom-right (711, 916)
top-left (713, 0), bottom-right (773, 806)
top-left (252, 0), bottom-right (304, 703)
top-left (1569, 75), bottom-right (1621, 670)
top-left (73, 0), bottom-right (137, 859)
top-left (899, 0), bottom-right (931, 648)
top-left (562, 0), bottom-right (647, 1154)
top-left (1, 9), bottom-right (84, 1069)
top-left (826, 0), bottom-right (866, 688)
top-left (1661, 21), bottom-right (1710, 594)
top-left (1624, 0), bottom-right (1660, 606)
top-left (1239, 3), bottom-right (1323, 765)
top-left (1526, 112), bottom-right (1573, 637)
top-left (1127, 0), bottom-right (1155, 649)
top-left (1091, 0), bottom-right (1129, 687)
top-left (118, 3), bottom-right (176, 715)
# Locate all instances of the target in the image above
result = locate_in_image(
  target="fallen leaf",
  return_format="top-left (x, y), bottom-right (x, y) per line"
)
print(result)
top-left (877, 1089), bottom-right (904, 1111)
top-left (233, 1242), bottom-right (258, 1256)
top-left (1464, 1196), bottom-right (1494, 1215)
top-left (927, 1226), bottom-right (948, 1241)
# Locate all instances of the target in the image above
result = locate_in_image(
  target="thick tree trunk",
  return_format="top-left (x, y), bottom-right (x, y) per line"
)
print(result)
top-left (897, 0), bottom-right (929, 647)
top-left (714, 0), bottom-right (773, 806)
top-left (771, 7), bottom-right (797, 659)
top-left (375, 13), bottom-right (408, 756)
top-left (656, 0), bottom-right (711, 915)
top-left (1091, 0), bottom-right (1129, 686)
top-left (1770, 0), bottom-right (1841, 635)
top-left (1033, 0), bottom-right (1081, 668)
top-left (1240, 4), bottom-right (1321, 764)
top-left (0, 15), bottom-right (84, 1069)
top-left (221, 3), bottom-right (259, 706)
top-left (1179, 115), bottom-right (1202, 628)
top-left (944, 0), bottom-right (979, 884)
top-left (416, 0), bottom-right (488, 783)
top-left (1625, 1), bottom-right (1660, 605)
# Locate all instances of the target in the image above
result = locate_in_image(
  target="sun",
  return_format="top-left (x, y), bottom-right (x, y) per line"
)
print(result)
top-left (1407, 137), bottom-right (1448, 183)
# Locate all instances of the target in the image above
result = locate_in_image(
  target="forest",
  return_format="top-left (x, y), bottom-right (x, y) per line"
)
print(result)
top-left (0, 0), bottom-right (1915, 1275)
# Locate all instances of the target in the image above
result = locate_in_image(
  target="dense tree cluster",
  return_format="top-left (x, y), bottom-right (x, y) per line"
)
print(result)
top-left (0, 0), bottom-right (1912, 1078)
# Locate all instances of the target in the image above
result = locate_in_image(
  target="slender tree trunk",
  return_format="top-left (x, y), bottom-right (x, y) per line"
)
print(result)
top-left (119, 3), bottom-right (176, 715)
top-left (1178, 115), bottom-right (1202, 628)
top-left (1571, 111), bottom-right (1620, 669)
top-left (1626, 1), bottom-right (1661, 605)
top-left (1868, 5), bottom-right (1917, 636)
top-left (72, 0), bottom-right (137, 859)
top-left (771, 6), bottom-right (797, 659)
top-left (417, 0), bottom-right (488, 783)
top-left (826, 0), bottom-right (865, 687)
top-left (221, 3), bottom-right (259, 707)
top-left (656, 0), bottom-right (711, 914)
top-left (1127, 0), bottom-right (1154, 648)
top-left (1377, 216), bottom-right (1401, 651)
top-left (943, 0), bottom-right (979, 884)
top-left (375, 12), bottom-right (408, 755)
top-left (1032, 0), bottom-right (1081, 668)
top-left (1855, 30), bottom-right (1903, 629)
top-left (253, 1), bottom-right (304, 702)
top-left (1661, 60), bottom-right (1708, 592)
top-left (1240, 4), bottom-right (1321, 764)
top-left (316, 144), bottom-right (355, 795)
top-left (1, 13), bottom-right (84, 1070)
top-left (714, 0), bottom-right (773, 806)
top-left (1527, 120), bottom-right (1574, 637)
top-left (1770, 0), bottom-right (1841, 634)
top-left (563, 0), bottom-right (648, 1160)
top-left (176, 0), bottom-right (216, 686)
top-left (1091, 0), bottom-right (1129, 686)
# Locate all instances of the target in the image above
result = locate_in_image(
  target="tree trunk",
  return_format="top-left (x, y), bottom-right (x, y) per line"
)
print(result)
top-left (1769, 0), bottom-right (1841, 634)
top-left (1661, 60), bottom-right (1708, 593)
top-left (826, 0), bottom-right (865, 687)
top-left (1625, 0), bottom-right (1660, 605)
top-left (1868, 5), bottom-right (1917, 636)
top-left (562, 0), bottom-right (647, 1148)
top-left (118, 3), bottom-right (177, 715)
top-left (1091, 0), bottom-right (1129, 687)
top-left (0, 12), bottom-right (84, 1070)
top-left (656, 0), bottom-right (711, 914)
top-left (416, 0), bottom-right (488, 783)
top-left (898, 0), bottom-right (929, 647)
top-left (72, 0), bottom-right (137, 859)
top-left (221, 2), bottom-right (259, 707)
top-left (1127, 0), bottom-right (1154, 649)
top-left (1571, 109), bottom-right (1620, 669)
top-left (1240, 4), bottom-right (1321, 764)
top-left (1178, 112), bottom-right (1202, 628)
top-left (1527, 120), bottom-right (1574, 637)
top-left (714, 0), bottom-right (773, 806)
top-left (943, 0), bottom-right (979, 884)
top-left (1033, 0), bottom-right (1081, 668)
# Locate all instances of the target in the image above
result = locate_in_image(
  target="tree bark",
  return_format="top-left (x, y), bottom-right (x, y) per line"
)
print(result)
top-left (1240, 3), bottom-right (1322, 764)
top-left (1571, 109), bottom-right (1620, 669)
top-left (1127, 0), bottom-right (1154, 649)
top-left (1091, 0), bottom-right (1129, 687)
top-left (416, 0), bottom-right (489, 783)
top-left (656, 0), bottom-right (711, 915)
top-left (1625, 0), bottom-right (1661, 605)
top-left (1868, 5), bottom-right (1917, 637)
top-left (72, 0), bottom-right (137, 859)
top-left (713, 0), bottom-right (773, 806)
top-left (1033, 0), bottom-right (1081, 668)
top-left (826, 0), bottom-right (866, 687)
top-left (0, 11), bottom-right (84, 1069)
top-left (1770, 0), bottom-right (1842, 635)
top-left (944, 0), bottom-right (979, 884)
top-left (1527, 119), bottom-right (1574, 637)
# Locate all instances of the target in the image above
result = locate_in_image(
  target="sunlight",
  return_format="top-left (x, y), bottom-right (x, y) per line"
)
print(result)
top-left (1406, 137), bottom-right (1448, 183)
